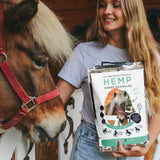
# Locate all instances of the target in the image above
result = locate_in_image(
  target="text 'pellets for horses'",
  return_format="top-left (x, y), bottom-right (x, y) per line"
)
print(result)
top-left (88, 62), bottom-right (149, 152)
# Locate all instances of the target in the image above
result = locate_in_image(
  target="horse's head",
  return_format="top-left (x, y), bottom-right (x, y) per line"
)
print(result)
top-left (0, 0), bottom-right (73, 143)
top-left (107, 92), bottom-right (127, 115)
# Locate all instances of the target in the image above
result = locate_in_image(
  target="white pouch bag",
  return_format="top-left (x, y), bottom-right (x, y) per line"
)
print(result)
top-left (88, 62), bottom-right (149, 151)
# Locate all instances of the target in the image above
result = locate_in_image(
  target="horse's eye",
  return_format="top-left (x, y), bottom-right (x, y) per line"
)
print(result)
top-left (33, 57), bottom-right (48, 69)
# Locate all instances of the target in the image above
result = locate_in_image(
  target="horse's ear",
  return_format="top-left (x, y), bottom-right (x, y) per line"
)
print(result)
top-left (3, 0), bottom-right (38, 33)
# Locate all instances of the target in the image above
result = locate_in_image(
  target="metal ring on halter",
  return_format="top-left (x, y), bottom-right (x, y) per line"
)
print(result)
top-left (0, 52), bottom-right (7, 64)
top-left (21, 96), bottom-right (36, 112)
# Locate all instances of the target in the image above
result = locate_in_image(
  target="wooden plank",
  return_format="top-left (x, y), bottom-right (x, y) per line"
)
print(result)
top-left (59, 89), bottom-right (83, 160)
top-left (56, 9), bottom-right (95, 30)
top-left (145, 5), bottom-right (160, 9)
top-left (143, 0), bottom-right (160, 5)
top-left (0, 128), bottom-right (35, 160)
top-left (42, 0), bottom-right (96, 11)
top-left (41, 0), bottom-right (96, 30)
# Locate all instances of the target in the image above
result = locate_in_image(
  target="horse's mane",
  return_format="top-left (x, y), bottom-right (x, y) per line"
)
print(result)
top-left (28, 1), bottom-right (75, 63)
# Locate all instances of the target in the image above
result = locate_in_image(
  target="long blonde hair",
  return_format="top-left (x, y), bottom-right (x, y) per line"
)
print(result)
top-left (28, 1), bottom-right (74, 64)
top-left (87, 0), bottom-right (160, 115)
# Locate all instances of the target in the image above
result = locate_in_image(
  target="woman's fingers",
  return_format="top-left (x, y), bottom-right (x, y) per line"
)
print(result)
top-left (111, 140), bottom-right (127, 157)
top-left (111, 140), bottom-right (147, 157)
top-left (111, 151), bottom-right (123, 158)
top-left (117, 140), bottom-right (125, 152)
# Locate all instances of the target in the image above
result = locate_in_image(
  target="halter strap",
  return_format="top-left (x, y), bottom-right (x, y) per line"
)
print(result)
top-left (0, 59), bottom-right (60, 105)
top-left (0, 60), bottom-right (31, 103)
top-left (0, 61), bottom-right (60, 130)
top-left (0, 0), bottom-right (3, 54)
top-left (0, 88), bottom-right (60, 130)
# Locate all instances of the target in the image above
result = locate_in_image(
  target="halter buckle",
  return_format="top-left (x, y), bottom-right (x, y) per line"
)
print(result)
top-left (22, 97), bottom-right (36, 112)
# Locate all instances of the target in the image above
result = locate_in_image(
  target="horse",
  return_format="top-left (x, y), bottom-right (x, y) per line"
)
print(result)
top-left (106, 92), bottom-right (129, 126)
top-left (0, 0), bottom-right (74, 159)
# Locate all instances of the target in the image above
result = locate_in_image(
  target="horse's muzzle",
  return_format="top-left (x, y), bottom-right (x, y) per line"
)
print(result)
top-left (33, 119), bottom-right (67, 143)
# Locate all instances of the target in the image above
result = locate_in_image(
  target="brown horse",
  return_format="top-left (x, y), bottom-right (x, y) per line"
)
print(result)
top-left (0, 0), bottom-right (74, 159)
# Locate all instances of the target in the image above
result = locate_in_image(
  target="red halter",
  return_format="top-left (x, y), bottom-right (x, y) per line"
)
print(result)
top-left (0, 2), bottom-right (60, 130)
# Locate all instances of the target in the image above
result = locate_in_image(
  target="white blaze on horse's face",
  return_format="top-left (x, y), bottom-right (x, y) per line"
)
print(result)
top-left (0, 0), bottom-right (72, 143)
top-left (30, 110), bottom-right (66, 143)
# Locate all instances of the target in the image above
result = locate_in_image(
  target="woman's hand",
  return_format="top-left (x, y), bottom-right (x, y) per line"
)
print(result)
top-left (111, 115), bottom-right (160, 158)
top-left (111, 140), bottom-right (150, 157)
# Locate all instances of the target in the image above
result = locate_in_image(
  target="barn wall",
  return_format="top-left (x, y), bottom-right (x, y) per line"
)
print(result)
top-left (41, 0), bottom-right (160, 31)
top-left (41, 0), bottom-right (96, 31)
top-left (143, 0), bottom-right (160, 8)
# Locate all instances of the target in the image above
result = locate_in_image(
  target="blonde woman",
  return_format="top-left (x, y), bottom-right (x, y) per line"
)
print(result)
top-left (57, 0), bottom-right (160, 159)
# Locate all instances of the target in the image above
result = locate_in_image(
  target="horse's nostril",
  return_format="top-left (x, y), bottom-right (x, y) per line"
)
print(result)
top-left (35, 126), bottom-right (48, 143)
top-left (60, 120), bottom-right (67, 132)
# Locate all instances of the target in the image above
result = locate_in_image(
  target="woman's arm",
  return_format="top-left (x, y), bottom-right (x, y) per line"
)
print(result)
top-left (57, 79), bottom-right (76, 104)
top-left (111, 114), bottom-right (160, 157)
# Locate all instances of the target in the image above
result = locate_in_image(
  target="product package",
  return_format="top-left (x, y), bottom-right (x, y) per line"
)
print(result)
top-left (88, 62), bottom-right (149, 152)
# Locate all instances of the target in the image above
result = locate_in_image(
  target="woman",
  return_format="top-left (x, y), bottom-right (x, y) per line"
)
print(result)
top-left (57, 0), bottom-right (160, 159)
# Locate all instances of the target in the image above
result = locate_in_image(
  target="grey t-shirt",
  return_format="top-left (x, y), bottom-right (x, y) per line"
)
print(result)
top-left (58, 41), bottom-right (130, 124)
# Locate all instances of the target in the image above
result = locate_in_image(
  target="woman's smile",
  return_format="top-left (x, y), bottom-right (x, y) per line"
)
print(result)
top-left (99, 0), bottom-right (125, 33)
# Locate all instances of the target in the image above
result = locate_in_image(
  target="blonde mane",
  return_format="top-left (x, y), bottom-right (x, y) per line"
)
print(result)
top-left (28, 1), bottom-right (74, 63)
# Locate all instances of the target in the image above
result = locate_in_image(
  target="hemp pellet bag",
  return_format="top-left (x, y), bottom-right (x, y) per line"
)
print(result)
top-left (88, 62), bottom-right (149, 152)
